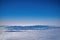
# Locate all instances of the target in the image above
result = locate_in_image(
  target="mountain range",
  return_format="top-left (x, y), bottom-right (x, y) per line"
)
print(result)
top-left (0, 25), bottom-right (60, 32)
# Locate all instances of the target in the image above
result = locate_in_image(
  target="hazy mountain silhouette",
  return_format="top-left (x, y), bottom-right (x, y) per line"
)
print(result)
top-left (5, 25), bottom-right (49, 30)
top-left (0, 25), bottom-right (60, 32)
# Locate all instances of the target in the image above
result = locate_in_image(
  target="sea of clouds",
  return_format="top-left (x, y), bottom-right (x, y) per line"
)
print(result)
top-left (0, 26), bottom-right (60, 40)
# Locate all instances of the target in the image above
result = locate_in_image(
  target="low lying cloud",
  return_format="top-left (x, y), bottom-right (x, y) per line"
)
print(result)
top-left (0, 27), bottom-right (60, 40)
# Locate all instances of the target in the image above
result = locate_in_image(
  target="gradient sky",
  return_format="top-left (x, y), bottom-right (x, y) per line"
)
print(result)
top-left (0, 0), bottom-right (60, 26)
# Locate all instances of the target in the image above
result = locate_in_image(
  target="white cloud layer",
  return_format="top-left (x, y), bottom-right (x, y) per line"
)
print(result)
top-left (0, 28), bottom-right (60, 40)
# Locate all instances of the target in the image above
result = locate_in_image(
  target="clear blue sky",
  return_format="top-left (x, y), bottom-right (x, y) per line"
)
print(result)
top-left (0, 0), bottom-right (60, 26)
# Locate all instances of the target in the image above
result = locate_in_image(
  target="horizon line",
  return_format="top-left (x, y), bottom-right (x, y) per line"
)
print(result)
top-left (0, 24), bottom-right (60, 27)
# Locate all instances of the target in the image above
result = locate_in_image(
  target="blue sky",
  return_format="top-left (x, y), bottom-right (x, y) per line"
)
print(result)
top-left (0, 0), bottom-right (60, 26)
